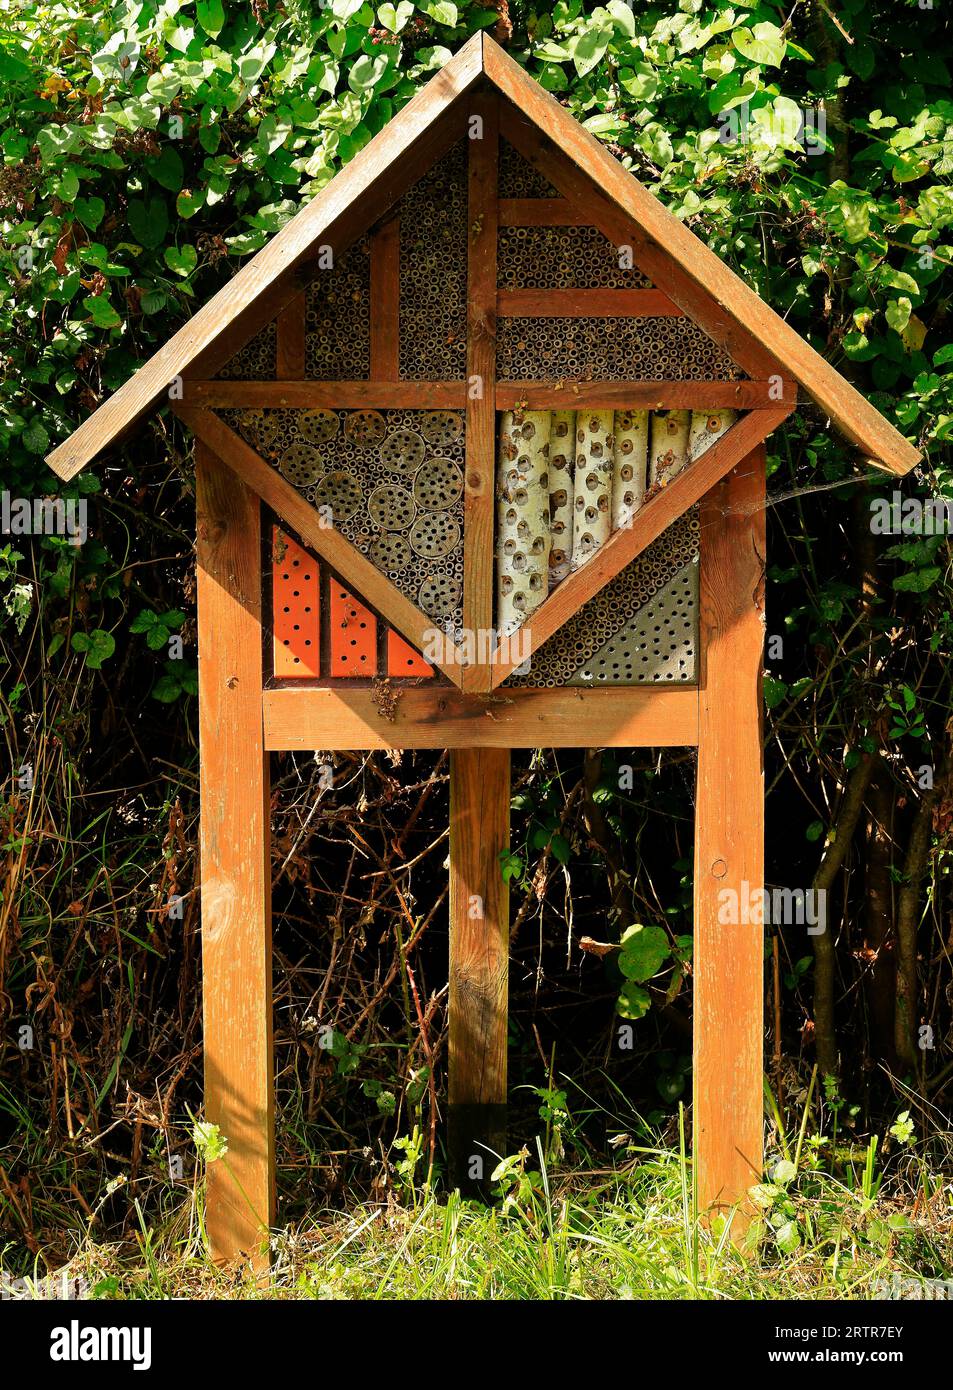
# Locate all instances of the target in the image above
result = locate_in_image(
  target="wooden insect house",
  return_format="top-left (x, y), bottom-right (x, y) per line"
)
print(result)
top-left (47, 33), bottom-right (920, 1264)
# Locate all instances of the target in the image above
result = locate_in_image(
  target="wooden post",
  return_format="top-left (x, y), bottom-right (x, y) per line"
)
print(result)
top-left (462, 88), bottom-right (498, 694)
top-left (693, 446), bottom-right (766, 1229)
top-left (195, 441), bottom-right (275, 1265)
top-left (448, 747), bottom-right (510, 1193)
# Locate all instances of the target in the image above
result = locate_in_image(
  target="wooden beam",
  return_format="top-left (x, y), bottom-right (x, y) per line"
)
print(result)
top-left (498, 197), bottom-right (585, 226)
top-left (496, 381), bottom-right (796, 410)
top-left (183, 381), bottom-right (467, 409)
top-left (449, 747), bottom-right (510, 1192)
top-left (488, 405), bottom-right (792, 687)
top-left (369, 216), bottom-right (401, 379)
top-left (262, 685), bottom-right (699, 750)
top-left (195, 441), bottom-right (274, 1266)
top-left (46, 37), bottom-right (485, 479)
top-left (462, 90), bottom-right (499, 695)
top-left (488, 65), bottom-right (919, 475)
top-left (275, 293), bottom-right (306, 379)
top-left (497, 287), bottom-right (682, 318)
top-left (693, 447), bottom-right (767, 1232)
top-left (175, 407), bottom-right (466, 689)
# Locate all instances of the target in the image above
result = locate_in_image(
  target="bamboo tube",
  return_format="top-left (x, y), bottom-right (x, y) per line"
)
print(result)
top-left (649, 409), bottom-right (691, 487)
top-left (496, 410), bottom-right (552, 637)
top-left (612, 408), bottom-right (648, 531)
top-left (572, 409), bottom-right (614, 567)
top-left (689, 408), bottom-right (737, 460)
top-left (548, 409), bottom-right (575, 588)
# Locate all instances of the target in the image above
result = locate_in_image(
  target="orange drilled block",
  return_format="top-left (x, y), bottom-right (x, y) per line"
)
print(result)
top-left (272, 528), bottom-right (320, 679)
top-left (387, 630), bottom-right (434, 678)
top-left (329, 584), bottom-right (377, 676)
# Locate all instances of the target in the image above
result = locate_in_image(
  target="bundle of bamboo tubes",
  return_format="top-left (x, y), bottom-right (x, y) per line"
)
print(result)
top-left (496, 407), bottom-right (735, 634)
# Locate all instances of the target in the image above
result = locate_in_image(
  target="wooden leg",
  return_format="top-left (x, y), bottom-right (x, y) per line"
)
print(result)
top-left (693, 446), bottom-right (766, 1229)
top-left (195, 442), bottom-right (275, 1266)
top-left (448, 747), bottom-right (510, 1192)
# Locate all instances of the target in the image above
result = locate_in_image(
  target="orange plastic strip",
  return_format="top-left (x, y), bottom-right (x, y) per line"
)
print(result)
top-left (272, 528), bottom-right (320, 679)
top-left (386, 630), bottom-right (434, 678)
top-left (329, 584), bottom-right (378, 676)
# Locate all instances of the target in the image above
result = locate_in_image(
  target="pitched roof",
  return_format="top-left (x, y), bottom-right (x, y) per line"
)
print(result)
top-left (46, 31), bottom-right (920, 481)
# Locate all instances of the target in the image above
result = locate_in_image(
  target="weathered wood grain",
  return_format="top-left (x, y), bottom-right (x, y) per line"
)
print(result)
top-left (262, 685), bottom-right (699, 750)
top-left (195, 442), bottom-right (274, 1266)
top-left (448, 747), bottom-right (510, 1190)
top-left (693, 447), bottom-right (767, 1231)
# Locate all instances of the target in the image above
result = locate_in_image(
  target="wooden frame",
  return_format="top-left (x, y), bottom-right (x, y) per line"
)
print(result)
top-left (45, 36), bottom-right (920, 1266)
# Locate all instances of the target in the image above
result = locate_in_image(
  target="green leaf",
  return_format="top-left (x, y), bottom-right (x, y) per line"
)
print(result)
top-left (196, 0), bottom-right (226, 38)
top-left (176, 188), bottom-right (206, 219)
top-left (127, 197), bottom-right (168, 250)
top-left (129, 610), bottom-right (158, 633)
top-left (573, 25), bottom-right (612, 78)
top-left (71, 629), bottom-right (115, 669)
top-left (348, 53), bottom-right (389, 94)
top-left (617, 982), bottom-right (651, 1020)
top-left (56, 170), bottom-right (80, 203)
top-left (619, 924), bottom-right (670, 983)
top-left (764, 675), bottom-right (788, 709)
top-left (164, 243), bottom-right (197, 277)
top-left (22, 421), bottom-right (50, 455)
top-left (773, 1159), bottom-right (797, 1185)
top-left (83, 295), bottom-right (122, 329)
top-left (734, 22), bottom-right (785, 69)
top-left (893, 567), bottom-right (940, 593)
top-left (422, 1), bottom-right (458, 24)
top-left (378, 2), bottom-right (414, 31)
top-left (74, 196), bottom-right (105, 230)
top-left (148, 147), bottom-right (184, 193)
top-left (886, 297), bottom-right (912, 333)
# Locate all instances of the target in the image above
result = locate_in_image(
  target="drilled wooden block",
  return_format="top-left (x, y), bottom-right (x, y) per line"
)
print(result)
top-left (272, 528), bottom-right (320, 679)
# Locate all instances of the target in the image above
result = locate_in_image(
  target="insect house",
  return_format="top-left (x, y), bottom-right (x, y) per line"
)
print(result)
top-left (46, 33), bottom-right (920, 1264)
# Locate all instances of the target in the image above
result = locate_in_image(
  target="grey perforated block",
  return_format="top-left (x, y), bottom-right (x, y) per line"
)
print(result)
top-left (568, 560), bottom-right (698, 685)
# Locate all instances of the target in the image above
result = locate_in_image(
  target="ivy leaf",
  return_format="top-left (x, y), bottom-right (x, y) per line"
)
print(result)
top-left (619, 924), bottom-right (670, 983)
top-left (71, 629), bottom-right (115, 669)
top-left (127, 197), bottom-right (168, 250)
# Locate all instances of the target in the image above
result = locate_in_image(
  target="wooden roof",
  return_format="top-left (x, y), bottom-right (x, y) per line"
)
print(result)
top-left (46, 31), bottom-right (920, 481)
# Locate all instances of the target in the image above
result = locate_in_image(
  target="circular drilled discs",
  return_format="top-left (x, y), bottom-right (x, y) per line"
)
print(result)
top-left (368, 483), bottom-right (416, 531)
top-left (418, 573), bottom-right (462, 620)
top-left (368, 532), bottom-right (413, 572)
top-left (278, 441), bottom-right (324, 487)
top-left (420, 411), bottom-right (463, 448)
top-left (344, 409), bottom-right (387, 448)
top-left (298, 408), bottom-right (339, 444)
top-left (238, 409), bottom-right (279, 451)
top-left (410, 512), bottom-right (460, 559)
top-left (413, 456), bottom-right (463, 511)
top-left (380, 428), bottom-right (426, 476)
top-left (313, 470), bottom-right (362, 523)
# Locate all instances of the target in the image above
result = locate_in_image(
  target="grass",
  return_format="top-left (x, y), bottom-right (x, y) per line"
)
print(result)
top-left (8, 1122), bottom-right (952, 1301)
